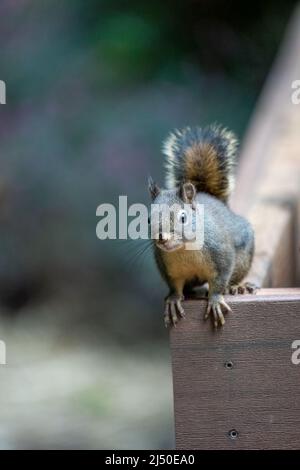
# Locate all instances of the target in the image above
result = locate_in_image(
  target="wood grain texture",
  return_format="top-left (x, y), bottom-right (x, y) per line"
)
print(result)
top-left (170, 292), bottom-right (300, 449)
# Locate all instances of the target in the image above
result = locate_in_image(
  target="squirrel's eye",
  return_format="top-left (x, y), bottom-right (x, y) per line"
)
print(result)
top-left (178, 210), bottom-right (188, 224)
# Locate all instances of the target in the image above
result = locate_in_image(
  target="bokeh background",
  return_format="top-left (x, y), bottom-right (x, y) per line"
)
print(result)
top-left (0, 0), bottom-right (297, 449)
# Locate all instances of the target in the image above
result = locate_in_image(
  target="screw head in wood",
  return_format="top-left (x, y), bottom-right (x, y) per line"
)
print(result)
top-left (225, 360), bottom-right (234, 369)
top-left (228, 429), bottom-right (239, 439)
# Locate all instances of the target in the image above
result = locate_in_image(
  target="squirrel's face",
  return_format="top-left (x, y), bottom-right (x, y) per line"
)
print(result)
top-left (148, 178), bottom-right (197, 253)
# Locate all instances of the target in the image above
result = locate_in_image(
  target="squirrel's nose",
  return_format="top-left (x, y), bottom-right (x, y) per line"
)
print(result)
top-left (159, 232), bottom-right (169, 243)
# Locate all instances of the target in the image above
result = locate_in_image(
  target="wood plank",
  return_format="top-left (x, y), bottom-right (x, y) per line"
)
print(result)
top-left (232, 5), bottom-right (300, 215)
top-left (170, 7), bottom-right (300, 451)
top-left (244, 202), bottom-right (295, 288)
top-left (170, 292), bottom-right (300, 449)
top-left (256, 288), bottom-right (300, 296)
top-left (230, 6), bottom-right (300, 287)
top-left (170, 9), bottom-right (300, 449)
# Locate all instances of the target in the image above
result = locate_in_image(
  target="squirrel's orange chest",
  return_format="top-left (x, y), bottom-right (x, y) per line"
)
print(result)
top-left (162, 249), bottom-right (214, 283)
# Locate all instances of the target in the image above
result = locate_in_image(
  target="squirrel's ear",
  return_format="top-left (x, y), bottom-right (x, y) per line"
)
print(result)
top-left (148, 176), bottom-right (160, 200)
top-left (181, 182), bottom-right (196, 203)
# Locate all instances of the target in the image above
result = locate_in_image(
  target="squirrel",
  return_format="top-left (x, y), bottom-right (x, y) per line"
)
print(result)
top-left (148, 124), bottom-right (255, 328)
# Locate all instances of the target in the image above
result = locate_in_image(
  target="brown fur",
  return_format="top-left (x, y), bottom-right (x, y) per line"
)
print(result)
top-left (184, 143), bottom-right (225, 200)
top-left (163, 125), bottom-right (237, 204)
top-left (161, 247), bottom-right (216, 295)
top-left (153, 125), bottom-right (254, 327)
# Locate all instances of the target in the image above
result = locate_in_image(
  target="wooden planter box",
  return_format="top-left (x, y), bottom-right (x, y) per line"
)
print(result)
top-left (170, 7), bottom-right (300, 450)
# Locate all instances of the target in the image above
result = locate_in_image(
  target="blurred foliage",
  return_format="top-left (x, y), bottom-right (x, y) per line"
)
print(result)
top-left (0, 0), bottom-right (297, 341)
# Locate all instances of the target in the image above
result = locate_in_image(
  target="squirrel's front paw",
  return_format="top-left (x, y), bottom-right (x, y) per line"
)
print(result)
top-left (164, 294), bottom-right (185, 328)
top-left (204, 294), bottom-right (231, 328)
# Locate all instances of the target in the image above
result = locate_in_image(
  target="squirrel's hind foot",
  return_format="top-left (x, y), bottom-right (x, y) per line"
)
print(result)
top-left (227, 282), bottom-right (258, 295)
top-left (204, 294), bottom-right (231, 328)
top-left (164, 294), bottom-right (185, 328)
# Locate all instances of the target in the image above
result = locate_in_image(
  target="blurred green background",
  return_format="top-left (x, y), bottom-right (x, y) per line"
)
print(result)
top-left (0, 0), bottom-right (297, 449)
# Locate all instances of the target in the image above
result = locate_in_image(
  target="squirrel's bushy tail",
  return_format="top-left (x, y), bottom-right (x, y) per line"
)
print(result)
top-left (163, 124), bottom-right (238, 203)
